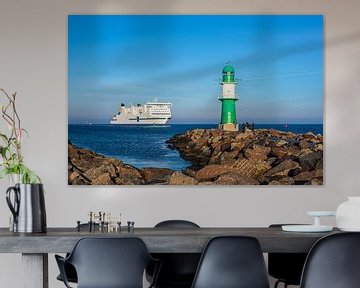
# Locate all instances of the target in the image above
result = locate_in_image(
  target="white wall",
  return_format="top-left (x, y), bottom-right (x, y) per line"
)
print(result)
top-left (0, 0), bottom-right (360, 287)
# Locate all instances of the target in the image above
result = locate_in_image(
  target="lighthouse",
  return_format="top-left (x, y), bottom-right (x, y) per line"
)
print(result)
top-left (218, 64), bottom-right (239, 131)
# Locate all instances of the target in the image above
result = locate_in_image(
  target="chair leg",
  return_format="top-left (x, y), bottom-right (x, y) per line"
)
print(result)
top-left (274, 280), bottom-right (289, 288)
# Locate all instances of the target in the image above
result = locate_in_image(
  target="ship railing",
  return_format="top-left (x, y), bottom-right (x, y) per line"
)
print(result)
top-left (146, 102), bottom-right (172, 106)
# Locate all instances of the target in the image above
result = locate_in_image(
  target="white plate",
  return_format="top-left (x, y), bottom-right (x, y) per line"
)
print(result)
top-left (307, 211), bottom-right (336, 217)
top-left (282, 225), bottom-right (333, 232)
top-left (338, 227), bottom-right (360, 232)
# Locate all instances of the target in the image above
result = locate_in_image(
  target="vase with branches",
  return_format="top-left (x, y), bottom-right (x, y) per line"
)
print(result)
top-left (0, 88), bottom-right (41, 184)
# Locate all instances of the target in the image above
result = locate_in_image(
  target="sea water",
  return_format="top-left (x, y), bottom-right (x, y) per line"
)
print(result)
top-left (68, 124), bottom-right (323, 170)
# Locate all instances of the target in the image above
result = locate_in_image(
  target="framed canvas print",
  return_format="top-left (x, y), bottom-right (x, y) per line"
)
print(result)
top-left (68, 15), bottom-right (323, 185)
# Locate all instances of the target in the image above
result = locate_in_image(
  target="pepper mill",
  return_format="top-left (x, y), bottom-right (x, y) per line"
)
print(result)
top-left (77, 221), bottom-right (81, 232)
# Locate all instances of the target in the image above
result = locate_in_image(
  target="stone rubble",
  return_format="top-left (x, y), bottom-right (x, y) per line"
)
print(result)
top-left (68, 128), bottom-right (323, 185)
top-left (166, 128), bottom-right (323, 185)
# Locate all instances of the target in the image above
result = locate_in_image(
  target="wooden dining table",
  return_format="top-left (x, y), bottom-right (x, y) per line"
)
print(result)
top-left (0, 226), bottom-right (339, 288)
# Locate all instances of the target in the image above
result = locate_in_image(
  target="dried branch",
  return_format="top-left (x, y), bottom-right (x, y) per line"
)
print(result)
top-left (0, 88), bottom-right (39, 183)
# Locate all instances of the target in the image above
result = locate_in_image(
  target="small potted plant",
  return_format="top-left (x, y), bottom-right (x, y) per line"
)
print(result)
top-left (0, 88), bottom-right (46, 233)
top-left (0, 89), bottom-right (40, 183)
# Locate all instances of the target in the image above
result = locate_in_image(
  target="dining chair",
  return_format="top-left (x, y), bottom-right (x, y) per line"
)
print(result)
top-left (55, 237), bottom-right (161, 288)
top-left (147, 220), bottom-right (201, 288)
top-left (56, 223), bottom-right (99, 284)
top-left (268, 224), bottom-right (308, 288)
top-left (191, 236), bottom-right (270, 288)
top-left (300, 232), bottom-right (360, 288)
top-left (56, 262), bottom-right (77, 284)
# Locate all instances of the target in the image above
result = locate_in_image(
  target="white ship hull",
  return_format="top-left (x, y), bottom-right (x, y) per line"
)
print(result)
top-left (110, 117), bottom-right (171, 125)
top-left (110, 100), bottom-right (172, 125)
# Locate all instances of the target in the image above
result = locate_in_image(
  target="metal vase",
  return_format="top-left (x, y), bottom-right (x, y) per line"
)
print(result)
top-left (6, 183), bottom-right (47, 233)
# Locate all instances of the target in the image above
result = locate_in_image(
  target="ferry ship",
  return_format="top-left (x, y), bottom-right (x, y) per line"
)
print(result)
top-left (110, 101), bottom-right (172, 125)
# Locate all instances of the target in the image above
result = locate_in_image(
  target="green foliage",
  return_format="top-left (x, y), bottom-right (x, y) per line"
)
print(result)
top-left (0, 89), bottom-right (41, 184)
top-left (0, 164), bottom-right (41, 184)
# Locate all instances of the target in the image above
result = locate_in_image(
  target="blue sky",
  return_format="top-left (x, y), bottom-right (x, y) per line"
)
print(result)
top-left (68, 15), bottom-right (323, 124)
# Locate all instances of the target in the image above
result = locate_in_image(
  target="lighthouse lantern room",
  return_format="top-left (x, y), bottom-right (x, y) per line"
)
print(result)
top-left (218, 64), bottom-right (239, 131)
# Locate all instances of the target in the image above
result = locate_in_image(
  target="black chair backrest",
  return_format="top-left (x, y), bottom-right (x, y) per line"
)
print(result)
top-left (301, 232), bottom-right (360, 288)
top-left (151, 220), bottom-right (201, 287)
top-left (155, 220), bottom-right (200, 228)
top-left (268, 224), bottom-right (308, 285)
top-left (66, 237), bottom-right (153, 288)
top-left (191, 236), bottom-right (270, 288)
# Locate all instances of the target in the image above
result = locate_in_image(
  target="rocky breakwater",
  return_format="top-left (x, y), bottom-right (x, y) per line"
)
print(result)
top-left (166, 128), bottom-right (323, 185)
top-left (68, 143), bottom-right (180, 185)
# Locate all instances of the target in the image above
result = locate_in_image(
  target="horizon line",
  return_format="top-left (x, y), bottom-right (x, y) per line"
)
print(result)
top-left (68, 122), bottom-right (324, 125)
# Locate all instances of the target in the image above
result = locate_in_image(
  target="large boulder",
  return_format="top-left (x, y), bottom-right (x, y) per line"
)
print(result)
top-left (194, 164), bottom-right (233, 181)
top-left (293, 170), bottom-right (323, 184)
top-left (214, 172), bottom-right (259, 185)
top-left (264, 160), bottom-right (302, 178)
top-left (169, 172), bottom-right (199, 185)
top-left (141, 168), bottom-right (173, 184)
top-left (92, 173), bottom-right (114, 185)
top-left (275, 139), bottom-right (288, 147)
top-left (268, 177), bottom-right (295, 185)
top-left (115, 165), bottom-right (145, 185)
top-left (68, 171), bottom-right (91, 185)
top-left (244, 145), bottom-right (271, 161)
top-left (235, 130), bottom-right (255, 141)
top-left (83, 163), bottom-right (117, 180)
top-left (219, 150), bottom-right (239, 165)
top-left (299, 140), bottom-right (309, 149)
top-left (299, 152), bottom-right (322, 172)
top-left (230, 141), bottom-right (246, 152)
top-left (231, 158), bottom-right (271, 179)
top-left (271, 147), bottom-right (290, 158)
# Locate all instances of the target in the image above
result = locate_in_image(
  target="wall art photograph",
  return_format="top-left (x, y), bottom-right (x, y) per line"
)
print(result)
top-left (68, 15), bottom-right (323, 185)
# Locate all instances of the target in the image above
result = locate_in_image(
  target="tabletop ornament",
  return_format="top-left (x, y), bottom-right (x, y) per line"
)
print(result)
top-left (336, 197), bottom-right (360, 231)
top-left (282, 211), bottom-right (336, 232)
top-left (0, 89), bottom-right (46, 233)
top-left (76, 211), bottom-right (135, 233)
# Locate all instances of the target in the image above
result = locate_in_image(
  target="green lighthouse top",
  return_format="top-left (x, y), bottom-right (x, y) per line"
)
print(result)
top-left (222, 64), bottom-right (235, 83)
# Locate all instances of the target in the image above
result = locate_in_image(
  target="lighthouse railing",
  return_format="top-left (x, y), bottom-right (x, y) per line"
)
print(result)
top-left (218, 94), bottom-right (239, 100)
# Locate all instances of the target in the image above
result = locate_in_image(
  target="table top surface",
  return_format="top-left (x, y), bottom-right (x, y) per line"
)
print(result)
top-left (0, 227), bottom-right (340, 253)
